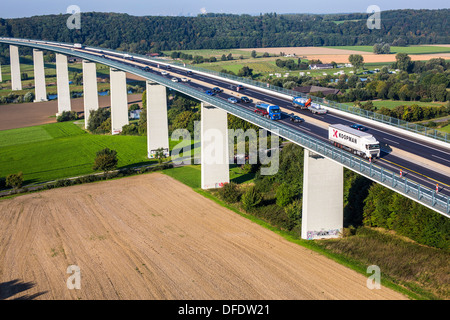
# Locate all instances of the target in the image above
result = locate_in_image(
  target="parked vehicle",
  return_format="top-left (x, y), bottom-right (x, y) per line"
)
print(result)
top-left (329, 124), bottom-right (380, 159)
top-left (292, 97), bottom-right (311, 109)
top-left (254, 102), bottom-right (281, 120)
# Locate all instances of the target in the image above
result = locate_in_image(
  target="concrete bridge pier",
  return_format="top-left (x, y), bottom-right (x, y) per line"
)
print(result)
top-left (55, 53), bottom-right (71, 114)
top-left (201, 102), bottom-right (230, 189)
top-left (33, 49), bottom-right (47, 102)
top-left (146, 81), bottom-right (169, 158)
top-left (301, 149), bottom-right (343, 240)
top-left (82, 60), bottom-right (99, 128)
top-left (9, 45), bottom-right (22, 91)
top-left (110, 68), bottom-right (129, 135)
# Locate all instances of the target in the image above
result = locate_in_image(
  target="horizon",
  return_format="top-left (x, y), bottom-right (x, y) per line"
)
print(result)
top-left (0, 0), bottom-right (448, 19)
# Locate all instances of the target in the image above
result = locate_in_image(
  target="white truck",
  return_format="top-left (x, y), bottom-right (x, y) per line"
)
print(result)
top-left (308, 102), bottom-right (327, 114)
top-left (328, 124), bottom-right (380, 159)
top-left (73, 43), bottom-right (84, 49)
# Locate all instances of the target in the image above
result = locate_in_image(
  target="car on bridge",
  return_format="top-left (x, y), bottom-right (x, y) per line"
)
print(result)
top-left (235, 84), bottom-right (244, 91)
top-left (205, 90), bottom-right (215, 96)
top-left (212, 87), bottom-right (223, 93)
top-left (186, 70), bottom-right (193, 75)
top-left (228, 97), bottom-right (238, 104)
top-left (350, 124), bottom-right (368, 131)
top-left (171, 77), bottom-right (179, 82)
top-left (289, 114), bottom-right (304, 123)
top-left (161, 71), bottom-right (168, 76)
top-left (240, 96), bottom-right (252, 103)
top-left (143, 66), bottom-right (151, 72)
top-left (181, 77), bottom-right (189, 82)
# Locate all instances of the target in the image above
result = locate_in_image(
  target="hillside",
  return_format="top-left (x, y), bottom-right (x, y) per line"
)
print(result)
top-left (0, 9), bottom-right (449, 62)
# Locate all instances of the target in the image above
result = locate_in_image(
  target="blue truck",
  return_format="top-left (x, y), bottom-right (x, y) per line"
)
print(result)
top-left (254, 102), bottom-right (281, 120)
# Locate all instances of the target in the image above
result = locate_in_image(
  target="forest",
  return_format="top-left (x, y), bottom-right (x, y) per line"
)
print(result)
top-left (0, 9), bottom-right (449, 58)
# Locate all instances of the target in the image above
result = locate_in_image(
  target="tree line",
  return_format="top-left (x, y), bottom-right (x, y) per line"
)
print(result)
top-left (0, 9), bottom-right (449, 62)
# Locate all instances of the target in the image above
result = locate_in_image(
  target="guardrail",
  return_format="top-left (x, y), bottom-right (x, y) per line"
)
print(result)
top-left (1, 38), bottom-right (449, 217)
top-left (2, 37), bottom-right (448, 145)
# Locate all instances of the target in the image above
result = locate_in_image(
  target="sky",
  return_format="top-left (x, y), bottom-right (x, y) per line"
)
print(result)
top-left (0, 0), bottom-right (448, 19)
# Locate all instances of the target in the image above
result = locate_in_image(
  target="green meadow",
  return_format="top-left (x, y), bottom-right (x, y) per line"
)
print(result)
top-left (0, 121), bottom-right (155, 185)
top-left (342, 100), bottom-right (447, 110)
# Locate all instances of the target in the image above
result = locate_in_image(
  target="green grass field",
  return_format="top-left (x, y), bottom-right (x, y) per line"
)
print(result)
top-left (0, 121), bottom-right (156, 185)
top-left (439, 124), bottom-right (450, 133)
top-left (343, 100), bottom-right (446, 110)
top-left (0, 120), bottom-right (253, 187)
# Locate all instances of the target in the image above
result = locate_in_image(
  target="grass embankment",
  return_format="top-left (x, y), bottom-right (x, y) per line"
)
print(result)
top-left (162, 165), bottom-right (449, 300)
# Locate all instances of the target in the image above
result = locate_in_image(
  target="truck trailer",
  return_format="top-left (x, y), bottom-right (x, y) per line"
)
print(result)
top-left (328, 124), bottom-right (380, 159)
top-left (308, 103), bottom-right (327, 114)
top-left (292, 97), bottom-right (311, 109)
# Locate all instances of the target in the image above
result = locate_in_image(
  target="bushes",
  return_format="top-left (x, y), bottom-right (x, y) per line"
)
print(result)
top-left (241, 186), bottom-right (262, 212)
top-left (6, 172), bottom-right (23, 189)
top-left (217, 182), bottom-right (241, 203)
top-left (363, 183), bottom-right (450, 249)
top-left (87, 108), bottom-right (111, 134)
top-left (93, 148), bottom-right (118, 172)
top-left (57, 111), bottom-right (78, 122)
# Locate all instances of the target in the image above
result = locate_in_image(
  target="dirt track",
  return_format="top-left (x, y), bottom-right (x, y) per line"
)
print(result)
top-left (0, 173), bottom-right (407, 300)
top-left (0, 93), bottom-right (143, 131)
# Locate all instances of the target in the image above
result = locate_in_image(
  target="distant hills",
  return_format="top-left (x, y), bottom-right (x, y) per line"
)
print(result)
top-left (0, 9), bottom-right (449, 55)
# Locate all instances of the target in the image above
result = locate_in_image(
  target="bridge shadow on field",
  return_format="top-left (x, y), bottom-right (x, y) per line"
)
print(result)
top-left (0, 279), bottom-right (47, 300)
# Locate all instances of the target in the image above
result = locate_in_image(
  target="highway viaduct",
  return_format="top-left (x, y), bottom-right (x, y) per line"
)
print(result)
top-left (0, 38), bottom-right (449, 241)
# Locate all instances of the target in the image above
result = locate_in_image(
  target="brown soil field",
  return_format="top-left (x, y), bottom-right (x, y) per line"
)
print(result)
top-left (0, 93), bottom-right (143, 131)
top-left (241, 47), bottom-right (374, 56)
top-left (302, 53), bottom-right (450, 64)
top-left (241, 47), bottom-right (450, 63)
top-left (0, 173), bottom-right (407, 300)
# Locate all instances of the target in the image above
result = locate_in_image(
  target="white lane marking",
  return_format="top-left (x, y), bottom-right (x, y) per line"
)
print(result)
top-left (432, 155), bottom-right (450, 164)
top-left (384, 138), bottom-right (400, 145)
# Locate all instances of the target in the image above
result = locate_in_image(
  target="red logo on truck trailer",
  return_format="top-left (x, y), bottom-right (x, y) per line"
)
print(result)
top-left (333, 129), bottom-right (338, 138)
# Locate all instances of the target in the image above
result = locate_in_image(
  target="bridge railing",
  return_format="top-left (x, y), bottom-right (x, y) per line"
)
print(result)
top-left (4, 37), bottom-right (448, 144)
top-left (2, 38), bottom-right (449, 217)
top-left (145, 53), bottom-right (450, 145)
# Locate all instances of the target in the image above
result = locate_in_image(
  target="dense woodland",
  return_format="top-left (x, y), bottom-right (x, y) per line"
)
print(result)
top-left (0, 9), bottom-right (449, 59)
